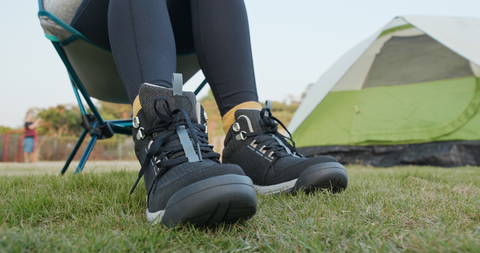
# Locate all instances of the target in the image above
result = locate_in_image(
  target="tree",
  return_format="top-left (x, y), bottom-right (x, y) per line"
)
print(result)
top-left (0, 126), bottom-right (14, 134)
top-left (24, 101), bottom-right (132, 138)
top-left (95, 101), bottom-right (132, 120)
top-left (37, 105), bottom-right (82, 137)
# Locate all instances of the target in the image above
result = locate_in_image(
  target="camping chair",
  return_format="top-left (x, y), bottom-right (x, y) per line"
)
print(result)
top-left (37, 0), bottom-right (207, 174)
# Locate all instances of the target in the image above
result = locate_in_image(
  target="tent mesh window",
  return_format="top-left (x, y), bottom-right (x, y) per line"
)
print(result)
top-left (363, 35), bottom-right (473, 88)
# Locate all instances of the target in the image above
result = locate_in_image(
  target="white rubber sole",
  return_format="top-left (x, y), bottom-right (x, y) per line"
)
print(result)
top-left (254, 178), bottom-right (297, 195)
top-left (146, 209), bottom-right (166, 225)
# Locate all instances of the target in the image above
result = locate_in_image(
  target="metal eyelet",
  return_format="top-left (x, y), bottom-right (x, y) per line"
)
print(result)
top-left (267, 151), bottom-right (275, 159)
top-left (133, 116), bottom-right (140, 128)
top-left (136, 127), bottom-right (145, 140)
top-left (259, 145), bottom-right (267, 154)
top-left (232, 122), bottom-right (241, 132)
top-left (235, 131), bottom-right (247, 141)
top-left (203, 111), bottom-right (208, 134)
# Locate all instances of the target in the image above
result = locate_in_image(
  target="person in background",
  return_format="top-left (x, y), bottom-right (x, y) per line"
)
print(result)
top-left (23, 113), bottom-right (41, 163)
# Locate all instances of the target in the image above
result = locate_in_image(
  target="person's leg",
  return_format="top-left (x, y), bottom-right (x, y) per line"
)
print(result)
top-left (23, 138), bottom-right (33, 163)
top-left (70, 0), bottom-right (345, 203)
top-left (184, 1), bottom-right (349, 194)
top-left (71, 0), bottom-right (177, 104)
top-left (189, 0), bottom-right (259, 117)
top-left (105, 0), bottom-right (347, 195)
top-left (71, 0), bottom-right (260, 115)
top-left (109, 0), bottom-right (260, 119)
top-left (108, 0), bottom-right (177, 103)
top-left (71, 0), bottom-right (257, 227)
top-left (70, 0), bottom-right (111, 50)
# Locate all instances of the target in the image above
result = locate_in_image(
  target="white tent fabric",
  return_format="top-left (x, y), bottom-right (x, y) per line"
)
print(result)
top-left (404, 16), bottom-right (480, 66)
top-left (289, 15), bottom-right (480, 133)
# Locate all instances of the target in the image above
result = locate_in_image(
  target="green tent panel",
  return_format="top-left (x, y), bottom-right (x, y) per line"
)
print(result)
top-left (290, 15), bottom-right (480, 166)
top-left (295, 76), bottom-right (480, 147)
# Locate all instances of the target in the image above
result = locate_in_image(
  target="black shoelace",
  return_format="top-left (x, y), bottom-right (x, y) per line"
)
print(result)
top-left (130, 96), bottom-right (220, 194)
top-left (245, 107), bottom-right (303, 160)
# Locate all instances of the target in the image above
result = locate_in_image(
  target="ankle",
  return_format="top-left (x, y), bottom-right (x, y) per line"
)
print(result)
top-left (222, 101), bottom-right (262, 134)
top-left (132, 95), bottom-right (141, 118)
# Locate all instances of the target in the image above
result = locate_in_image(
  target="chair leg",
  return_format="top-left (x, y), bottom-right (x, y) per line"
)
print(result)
top-left (61, 129), bottom-right (88, 175)
top-left (75, 134), bottom-right (98, 174)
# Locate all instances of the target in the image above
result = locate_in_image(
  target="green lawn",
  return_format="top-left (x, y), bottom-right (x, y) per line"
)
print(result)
top-left (1, 166), bottom-right (479, 252)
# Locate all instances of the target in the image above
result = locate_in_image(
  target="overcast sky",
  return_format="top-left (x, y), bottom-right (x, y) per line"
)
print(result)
top-left (1, 0), bottom-right (479, 128)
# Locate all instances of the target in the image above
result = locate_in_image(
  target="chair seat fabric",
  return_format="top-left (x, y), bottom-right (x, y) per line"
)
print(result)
top-left (38, 0), bottom-right (201, 104)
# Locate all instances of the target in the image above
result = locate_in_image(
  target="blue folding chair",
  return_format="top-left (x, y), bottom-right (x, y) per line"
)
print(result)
top-left (37, 0), bottom-right (207, 174)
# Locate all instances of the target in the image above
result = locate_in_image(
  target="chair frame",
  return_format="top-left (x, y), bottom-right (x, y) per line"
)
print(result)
top-left (38, 2), bottom-right (208, 175)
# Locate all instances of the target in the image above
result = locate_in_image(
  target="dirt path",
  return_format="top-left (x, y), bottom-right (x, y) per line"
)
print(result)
top-left (0, 160), bottom-right (139, 176)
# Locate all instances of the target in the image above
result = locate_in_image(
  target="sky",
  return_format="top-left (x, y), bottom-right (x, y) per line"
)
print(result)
top-left (1, 0), bottom-right (480, 128)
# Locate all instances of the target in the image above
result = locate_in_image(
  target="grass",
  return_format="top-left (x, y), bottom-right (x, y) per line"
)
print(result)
top-left (1, 166), bottom-right (480, 252)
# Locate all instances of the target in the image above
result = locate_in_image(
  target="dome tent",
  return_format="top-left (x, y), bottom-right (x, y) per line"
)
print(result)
top-left (290, 15), bottom-right (480, 167)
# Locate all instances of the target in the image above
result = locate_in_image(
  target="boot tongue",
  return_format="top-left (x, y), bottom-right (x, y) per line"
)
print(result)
top-left (234, 108), bottom-right (265, 133)
top-left (139, 83), bottom-right (198, 126)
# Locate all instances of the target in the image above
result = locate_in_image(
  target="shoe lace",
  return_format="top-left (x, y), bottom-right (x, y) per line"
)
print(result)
top-left (245, 106), bottom-right (303, 160)
top-left (130, 96), bottom-right (220, 194)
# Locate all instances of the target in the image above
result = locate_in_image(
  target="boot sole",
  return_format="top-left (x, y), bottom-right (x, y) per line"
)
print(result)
top-left (146, 174), bottom-right (257, 228)
top-left (254, 162), bottom-right (348, 195)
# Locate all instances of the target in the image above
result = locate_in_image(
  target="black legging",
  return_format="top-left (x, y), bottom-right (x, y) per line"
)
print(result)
top-left (70, 0), bottom-right (259, 116)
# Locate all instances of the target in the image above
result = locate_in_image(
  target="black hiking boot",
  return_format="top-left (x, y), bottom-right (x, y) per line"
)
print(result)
top-left (222, 102), bottom-right (348, 195)
top-left (130, 82), bottom-right (257, 227)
